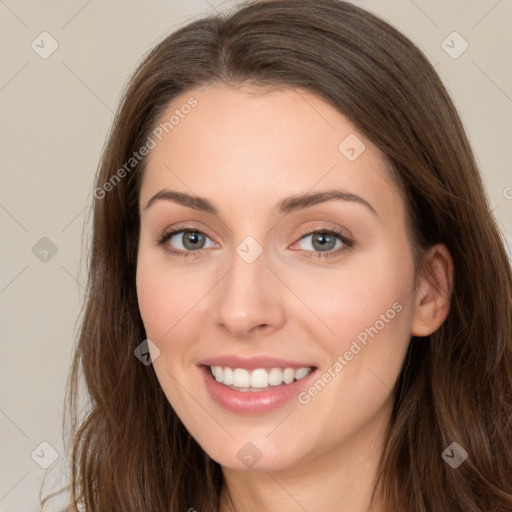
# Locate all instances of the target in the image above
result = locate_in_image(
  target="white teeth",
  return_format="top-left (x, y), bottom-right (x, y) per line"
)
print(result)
top-left (283, 368), bottom-right (295, 384)
top-left (250, 369), bottom-right (269, 388)
top-left (223, 367), bottom-right (234, 385)
top-left (213, 366), bottom-right (223, 382)
top-left (294, 367), bottom-right (310, 380)
top-left (209, 365), bottom-right (313, 390)
top-left (268, 368), bottom-right (283, 386)
top-left (233, 368), bottom-right (250, 387)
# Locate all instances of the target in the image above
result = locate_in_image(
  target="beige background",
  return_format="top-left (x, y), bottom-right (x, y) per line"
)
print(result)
top-left (1, 0), bottom-right (511, 510)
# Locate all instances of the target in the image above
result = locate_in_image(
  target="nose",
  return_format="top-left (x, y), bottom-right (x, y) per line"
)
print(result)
top-left (212, 246), bottom-right (286, 339)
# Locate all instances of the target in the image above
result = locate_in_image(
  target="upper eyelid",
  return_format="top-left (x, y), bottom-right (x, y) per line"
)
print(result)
top-left (162, 225), bottom-right (345, 237)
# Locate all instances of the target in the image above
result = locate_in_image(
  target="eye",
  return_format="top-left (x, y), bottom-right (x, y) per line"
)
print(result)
top-left (156, 225), bottom-right (354, 259)
top-left (157, 228), bottom-right (216, 257)
top-left (292, 226), bottom-right (354, 259)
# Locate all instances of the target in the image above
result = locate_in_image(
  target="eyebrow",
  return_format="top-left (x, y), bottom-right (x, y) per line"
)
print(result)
top-left (143, 188), bottom-right (378, 217)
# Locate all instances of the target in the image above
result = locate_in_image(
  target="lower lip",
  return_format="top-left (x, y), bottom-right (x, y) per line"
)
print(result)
top-left (199, 365), bottom-right (317, 415)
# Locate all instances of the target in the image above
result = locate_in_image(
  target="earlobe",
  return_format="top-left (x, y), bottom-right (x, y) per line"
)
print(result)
top-left (411, 243), bottom-right (454, 337)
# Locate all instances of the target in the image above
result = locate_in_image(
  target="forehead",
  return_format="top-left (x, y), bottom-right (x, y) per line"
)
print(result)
top-left (140, 83), bottom-right (403, 220)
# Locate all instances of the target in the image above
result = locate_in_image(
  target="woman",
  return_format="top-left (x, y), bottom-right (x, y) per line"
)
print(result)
top-left (44, 0), bottom-right (512, 510)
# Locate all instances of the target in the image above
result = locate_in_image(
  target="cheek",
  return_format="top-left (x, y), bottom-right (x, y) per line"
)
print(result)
top-left (136, 263), bottom-right (188, 353)
top-left (135, 254), bottom-right (217, 354)
top-left (345, 257), bottom-right (414, 381)
top-left (136, 263), bottom-right (171, 339)
top-left (135, 259), bottom-right (201, 408)
top-left (287, 247), bottom-right (416, 415)
top-left (290, 249), bottom-right (414, 343)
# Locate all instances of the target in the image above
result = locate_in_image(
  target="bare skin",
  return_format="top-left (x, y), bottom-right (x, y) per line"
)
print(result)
top-left (136, 82), bottom-right (453, 512)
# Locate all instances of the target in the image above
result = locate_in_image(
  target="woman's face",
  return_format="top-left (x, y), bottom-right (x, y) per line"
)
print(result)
top-left (136, 83), bottom-right (427, 472)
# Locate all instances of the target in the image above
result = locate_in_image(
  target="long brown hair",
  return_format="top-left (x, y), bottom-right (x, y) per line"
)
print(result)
top-left (41, 0), bottom-right (512, 510)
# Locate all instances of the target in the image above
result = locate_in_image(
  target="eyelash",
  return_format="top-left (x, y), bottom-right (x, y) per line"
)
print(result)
top-left (156, 225), bottom-right (354, 260)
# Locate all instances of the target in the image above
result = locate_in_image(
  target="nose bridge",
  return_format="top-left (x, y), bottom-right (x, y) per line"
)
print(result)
top-left (212, 237), bottom-right (285, 337)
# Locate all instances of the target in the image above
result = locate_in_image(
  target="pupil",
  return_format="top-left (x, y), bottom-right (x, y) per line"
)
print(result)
top-left (184, 231), bottom-right (204, 249)
top-left (314, 233), bottom-right (335, 251)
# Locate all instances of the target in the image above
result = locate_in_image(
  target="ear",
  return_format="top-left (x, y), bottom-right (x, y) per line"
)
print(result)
top-left (411, 243), bottom-right (454, 337)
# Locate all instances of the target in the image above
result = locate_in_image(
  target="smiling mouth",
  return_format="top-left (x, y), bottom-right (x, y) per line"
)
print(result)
top-left (207, 364), bottom-right (315, 392)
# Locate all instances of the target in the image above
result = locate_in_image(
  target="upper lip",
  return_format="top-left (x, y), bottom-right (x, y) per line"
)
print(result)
top-left (198, 355), bottom-right (317, 371)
